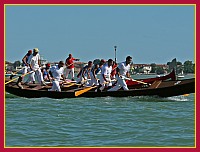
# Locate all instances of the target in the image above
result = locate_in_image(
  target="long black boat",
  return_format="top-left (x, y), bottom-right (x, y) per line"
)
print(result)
top-left (5, 78), bottom-right (195, 99)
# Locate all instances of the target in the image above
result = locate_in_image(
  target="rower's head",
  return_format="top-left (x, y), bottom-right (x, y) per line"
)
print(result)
top-left (100, 59), bottom-right (106, 66)
top-left (33, 48), bottom-right (39, 56)
top-left (88, 61), bottom-right (93, 67)
top-left (95, 64), bottom-right (99, 68)
top-left (28, 50), bottom-right (32, 55)
top-left (58, 61), bottom-right (64, 68)
top-left (46, 63), bottom-right (51, 69)
top-left (108, 59), bottom-right (113, 67)
top-left (126, 56), bottom-right (132, 65)
top-left (69, 54), bottom-right (72, 58)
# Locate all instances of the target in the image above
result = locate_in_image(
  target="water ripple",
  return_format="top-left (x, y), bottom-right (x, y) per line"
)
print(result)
top-left (5, 94), bottom-right (195, 147)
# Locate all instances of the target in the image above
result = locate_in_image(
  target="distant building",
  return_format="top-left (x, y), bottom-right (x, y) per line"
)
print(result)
top-left (132, 64), bottom-right (152, 74)
top-left (132, 63), bottom-right (168, 74)
top-left (74, 62), bottom-right (86, 73)
top-left (40, 55), bottom-right (48, 66)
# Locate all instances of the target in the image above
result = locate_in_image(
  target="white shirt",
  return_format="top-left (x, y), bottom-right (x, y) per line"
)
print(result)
top-left (27, 54), bottom-right (40, 70)
top-left (118, 61), bottom-right (130, 76)
top-left (50, 65), bottom-right (64, 81)
top-left (101, 64), bottom-right (112, 78)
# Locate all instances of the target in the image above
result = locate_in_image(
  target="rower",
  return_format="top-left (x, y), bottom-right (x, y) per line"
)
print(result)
top-left (108, 56), bottom-right (132, 91)
top-left (99, 59), bottom-right (113, 91)
top-left (111, 61), bottom-right (118, 79)
top-left (65, 54), bottom-right (80, 81)
top-left (21, 50), bottom-right (32, 82)
top-left (26, 48), bottom-right (46, 86)
top-left (48, 61), bottom-right (66, 92)
top-left (99, 59), bottom-right (106, 71)
top-left (77, 61), bottom-right (93, 85)
top-left (41, 63), bottom-right (51, 81)
top-left (89, 63), bottom-right (100, 86)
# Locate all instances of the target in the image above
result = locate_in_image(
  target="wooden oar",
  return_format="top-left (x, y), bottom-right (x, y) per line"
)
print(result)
top-left (9, 67), bottom-right (25, 79)
top-left (75, 79), bottom-right (116, 97)
top-left (62, 83), bottom-right (78, 88)
top-left (5, 67), bottom-right (41, 85)
top-left (75, 86), bottom-right (98, 97)
top-left (124, 77), bottom-right (150, 85)
top-left (5, 71), bottom-right (33, 85)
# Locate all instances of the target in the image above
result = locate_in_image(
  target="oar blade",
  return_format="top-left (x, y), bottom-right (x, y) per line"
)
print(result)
top-left (75, 86), bottom-right (97, 97)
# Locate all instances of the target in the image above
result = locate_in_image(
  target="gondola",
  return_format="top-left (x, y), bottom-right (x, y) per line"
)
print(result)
top-left (5, 78), bottom-right (195, 99)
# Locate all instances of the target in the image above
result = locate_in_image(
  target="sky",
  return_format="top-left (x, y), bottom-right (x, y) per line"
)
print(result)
top-left (5, 5), bottom-right (195, 64)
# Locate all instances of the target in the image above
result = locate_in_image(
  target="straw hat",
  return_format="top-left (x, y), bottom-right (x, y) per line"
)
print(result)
top-left (33, 48), bottom-right (39, 53)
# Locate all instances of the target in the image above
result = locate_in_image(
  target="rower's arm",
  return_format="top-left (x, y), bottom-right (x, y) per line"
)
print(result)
top-left (102, 74), bottom-right (108, 82)
top-left (49, 71), bottom-right (53, 78)
top-left (81, 68), bottom-right (86, 79)
top-left (22, 55), bottom-right (28, 66)
top-left (93, 69), bottom-right (97, 79)
top-left (65, 59), bottom-right (68, 66)
top-left (28, 62), bottom-right (33, 71)
top-left (61, 74), bottom-right (66, 82)
top-left (38, 55), bottom-right (41, 67)
top-left (87, 69), bottom-right (91, 79)
top-left (126, 71), bottom-right (131, 78)
top-left (46, 70), bottom-right (51, 81)
top-left (116, 67), bottom-right (121, 77)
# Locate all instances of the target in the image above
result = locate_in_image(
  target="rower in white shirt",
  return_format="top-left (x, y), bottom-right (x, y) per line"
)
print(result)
top-left (108, 56), bottom-right (132, 91)
top-left (99, 59), bottom-right (113, 91)
top-left (26, 48), bottom-right (46, 86)
top-left (49, 61), bottom-right (66, 92)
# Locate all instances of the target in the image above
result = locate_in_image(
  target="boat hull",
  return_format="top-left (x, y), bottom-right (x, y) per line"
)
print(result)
top-left (5, 78), bottom-right (195, 99)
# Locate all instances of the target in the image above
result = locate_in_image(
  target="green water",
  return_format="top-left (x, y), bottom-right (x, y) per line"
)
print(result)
top-left (5, 75), bottom-right (195, 147)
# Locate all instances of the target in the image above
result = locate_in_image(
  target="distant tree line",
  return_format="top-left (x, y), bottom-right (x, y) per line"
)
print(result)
top-left (6, 59), bottom-right (195, 74)
top-left (167, 60), bottom-right (195, 74)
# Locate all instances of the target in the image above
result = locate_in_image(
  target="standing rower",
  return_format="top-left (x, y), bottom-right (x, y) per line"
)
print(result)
top-left (65, 54), bottom-right (80, 81)
top-left (26, 48), bottom-right (46, 86)
top-left (21, 50), bottom-right (32, 82)
top-left (108, 56), bottom-right (132, 91)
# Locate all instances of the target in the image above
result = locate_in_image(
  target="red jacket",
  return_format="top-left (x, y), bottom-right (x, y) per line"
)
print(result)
top-left (66, 57), bottom-right (76, 69)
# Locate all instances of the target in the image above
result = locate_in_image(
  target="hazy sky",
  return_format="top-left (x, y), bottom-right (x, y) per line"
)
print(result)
top-left (5, 5), bottom-right (195, 64)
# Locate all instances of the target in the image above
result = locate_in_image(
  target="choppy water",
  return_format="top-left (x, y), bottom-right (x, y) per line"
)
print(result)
top-left (5, 74), bottom-right (195, 147)
top-left (5, 94), bottom-right (195, 147)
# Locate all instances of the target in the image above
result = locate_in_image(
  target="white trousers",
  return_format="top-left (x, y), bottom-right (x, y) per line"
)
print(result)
top-left (99, 75), bottom-right (112, 91)
top-left (66, 68), bottom-right (75, 79)
top-left (108, 75), bottom-right (129, 91)
top-left (22, 66), bottom-right (28, 82)
top-left (26, 68), bottom-right (44, 83)
top-left (77, 76), bottom-right (89, 85)
top-left (89, 72), bottom-right (99, 86)
top-left (49, 81), bottom-right (61, 92)
top-left (22, 66), bottom-right (28, 75)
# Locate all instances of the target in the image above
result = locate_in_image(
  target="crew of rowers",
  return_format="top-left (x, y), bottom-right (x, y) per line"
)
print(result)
top-left (21, 48), bottom-right (133, 92)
